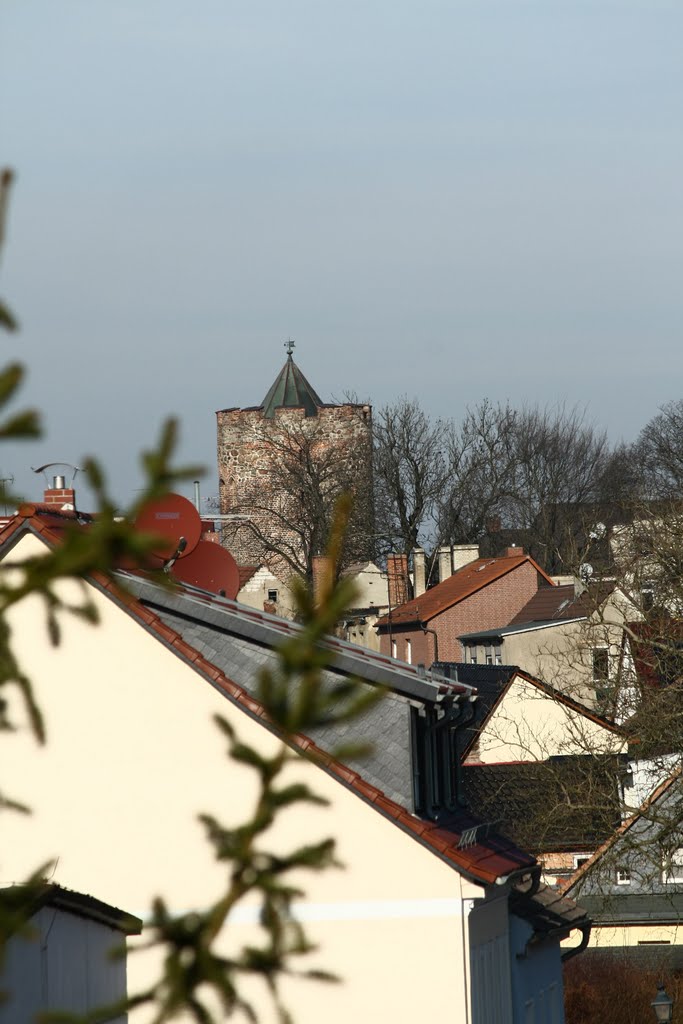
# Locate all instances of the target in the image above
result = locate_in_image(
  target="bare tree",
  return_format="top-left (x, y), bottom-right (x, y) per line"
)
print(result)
top-left (223, 417), bottom-right (374, 583)
top-left (635, 399), bottom-right (683, 499)
top-left (436, 400), bottom-right (519, 545)
top-left (372, 397), bottom-right (447, 555)
top-left (435, 402), bottom-right (616, 574)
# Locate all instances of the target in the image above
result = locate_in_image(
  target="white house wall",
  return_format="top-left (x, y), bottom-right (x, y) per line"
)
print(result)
top-left (0, 534), bottom-right (474, 1023)
top-left (475, 678), bottom-right (623, 764)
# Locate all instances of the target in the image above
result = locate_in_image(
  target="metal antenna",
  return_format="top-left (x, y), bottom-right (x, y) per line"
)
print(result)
top-left (0, 474), bottom-right (13, 516)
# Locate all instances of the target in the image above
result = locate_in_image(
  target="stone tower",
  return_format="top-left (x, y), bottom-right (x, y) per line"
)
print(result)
top-left (216, 346), bottom-right (374, 582)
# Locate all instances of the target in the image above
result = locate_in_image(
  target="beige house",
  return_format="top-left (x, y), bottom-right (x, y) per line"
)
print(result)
top-left (0, 504), bottom-right (588, 1024)
top-left (434, 662), bottom-right (627, 889)
top-left (458, 581), bottom-right (641, 716)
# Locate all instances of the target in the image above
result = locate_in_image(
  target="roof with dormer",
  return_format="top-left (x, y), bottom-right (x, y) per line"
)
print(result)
top-left (260, 353), bottom-right (323, 418)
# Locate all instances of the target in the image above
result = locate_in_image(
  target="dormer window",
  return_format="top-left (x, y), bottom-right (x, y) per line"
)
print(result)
top-left (411, 706), bottom-right (459, 817)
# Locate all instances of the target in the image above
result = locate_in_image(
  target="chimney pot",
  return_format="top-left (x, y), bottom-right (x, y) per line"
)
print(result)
top-left (412, 547), bottom-right (426, 598)
top-left (311, 555), bottom-right (333, 606)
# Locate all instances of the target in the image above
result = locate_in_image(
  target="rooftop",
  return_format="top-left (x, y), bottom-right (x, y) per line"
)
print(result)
top-left (376, 551), bottom-right (555, 629)
top-left (260, 350), bottom-right (323, 418)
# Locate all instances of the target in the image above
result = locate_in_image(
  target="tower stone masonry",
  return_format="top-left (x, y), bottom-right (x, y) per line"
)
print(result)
top-left (216, 348), bottom-right (374, 582)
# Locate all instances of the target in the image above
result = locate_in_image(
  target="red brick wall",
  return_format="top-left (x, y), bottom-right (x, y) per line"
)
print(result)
top-left (379, 562), bottom-right (545, 666)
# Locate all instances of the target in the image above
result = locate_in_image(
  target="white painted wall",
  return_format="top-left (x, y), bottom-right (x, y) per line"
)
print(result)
top-left (0, 534), bottom-right (475, 1023)
top-left (473, 677), bottom-right (624, 764)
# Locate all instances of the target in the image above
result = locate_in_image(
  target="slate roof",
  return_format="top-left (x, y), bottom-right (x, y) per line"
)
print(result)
top-left (376, 551), bottom-right (556, 629)
top-left (0, 506), bottom-right (546, 890)
top-left (563, 766), bottom-right (683, 898)
top-left (462, 756), bottom-right (625, 853)
top-left (260, 354), bottom-right (324, 418)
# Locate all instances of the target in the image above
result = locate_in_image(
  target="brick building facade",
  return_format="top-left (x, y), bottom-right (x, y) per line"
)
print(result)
top-left (377, 549), bottom-right (555, 667)
top-left (216, 349), bottom-right (374, 582)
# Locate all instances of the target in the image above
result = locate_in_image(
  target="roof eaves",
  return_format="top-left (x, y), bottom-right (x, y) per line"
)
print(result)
top-left (458, 617), bottom-right (587, 641)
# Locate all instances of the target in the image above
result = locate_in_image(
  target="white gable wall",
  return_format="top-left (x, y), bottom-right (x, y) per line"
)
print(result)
top-left (473, 677), bottom-right (624, 764)
top-left (0, 534), bottom-right (476, 1023)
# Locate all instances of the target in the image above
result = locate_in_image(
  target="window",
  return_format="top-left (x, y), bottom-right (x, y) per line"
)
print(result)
top-left (267, 589), bottom-right (278, 603)
top-left (616, 867), bottom-right (631, 885)
top-left (485, 643), bottom-right (493, 665)
top-left (494, 643), bottom-right (502, 665)
top-left (391, 639), bottom-right (397, 659)
top-left (592, 647), bottom-right (609, 683)
top-left (662, 847), bottom-right (683, 884)
top-left (641, 584), bottom-right (655, 612)
top-left (573, 854), bottom-right (591, 870)
top-left (469, 644), bottom-right (478, 665)
top-left (405, 638), bottom-right (412, 665)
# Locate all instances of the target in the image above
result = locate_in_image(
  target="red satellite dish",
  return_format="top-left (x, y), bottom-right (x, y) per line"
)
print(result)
top-left (171, 541), bottom-right (240, 599)
top-left (135, 493), bottom-right (202, 561)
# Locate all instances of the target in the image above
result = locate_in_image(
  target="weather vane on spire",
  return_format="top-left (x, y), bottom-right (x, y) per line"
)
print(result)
top-left (284, 338), bottom-right (295, 356)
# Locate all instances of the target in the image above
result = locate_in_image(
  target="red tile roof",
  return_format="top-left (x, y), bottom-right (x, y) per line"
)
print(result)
top-left (0, 506), bottom-right (538, 888)
top-left (377, 552), bottom-right (556, 628)
top-left (238, 565), bottom-right (259, 588)
top-left (509, 581), bottom-right (617, 626)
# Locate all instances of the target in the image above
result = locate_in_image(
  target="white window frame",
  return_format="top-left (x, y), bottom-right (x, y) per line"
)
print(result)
top-left (662, 847), bottom-right (683, 884)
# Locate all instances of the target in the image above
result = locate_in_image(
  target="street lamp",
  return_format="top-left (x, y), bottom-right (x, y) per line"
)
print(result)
top-left (652, 984), bottom-right (674, 1023)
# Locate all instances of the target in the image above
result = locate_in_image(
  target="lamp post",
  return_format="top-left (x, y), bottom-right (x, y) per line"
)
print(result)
top-left (652, 984), bottom-right (674, 1023)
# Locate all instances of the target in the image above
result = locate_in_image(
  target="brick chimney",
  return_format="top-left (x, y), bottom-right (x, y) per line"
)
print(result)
top-left (506, 546), bottom-right (524, 557)
top-left (412, 547), bottom-right (426, 598)
top-left (312, 554), bottom-right (332, 605)
top-left (387, 553), bottom-right (409, 608)
top-left (44, 475), bottom-right (75, 510)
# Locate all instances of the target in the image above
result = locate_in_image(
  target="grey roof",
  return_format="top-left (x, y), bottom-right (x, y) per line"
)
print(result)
top-left (579, 891), bottom-right (683, 925)
top-left (260, 354), bottom-right (324, 418)
top-left (119, 575), bottom-right (476, 808)
top-left (458, 618), bottom-right (585, 642)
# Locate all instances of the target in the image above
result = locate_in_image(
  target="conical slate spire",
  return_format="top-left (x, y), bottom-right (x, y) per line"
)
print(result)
top-left (259, 344), bottom-right (323, 418)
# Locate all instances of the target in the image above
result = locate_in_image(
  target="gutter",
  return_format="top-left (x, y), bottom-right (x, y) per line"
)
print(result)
top-left (420, 620), bottom-right (439, 663)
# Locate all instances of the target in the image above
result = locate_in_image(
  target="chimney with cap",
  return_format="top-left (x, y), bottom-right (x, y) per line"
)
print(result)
top-left (44, 475), bottom-right (75, 510)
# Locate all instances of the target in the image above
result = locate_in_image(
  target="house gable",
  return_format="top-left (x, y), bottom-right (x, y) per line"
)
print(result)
top-left (467, 671), bottom-right (624, 764)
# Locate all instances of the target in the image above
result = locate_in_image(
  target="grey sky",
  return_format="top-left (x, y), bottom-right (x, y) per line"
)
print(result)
top-left (2, 0), bottom-right (682, 508)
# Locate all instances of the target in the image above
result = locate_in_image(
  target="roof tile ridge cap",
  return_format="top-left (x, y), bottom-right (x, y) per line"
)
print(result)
top-left (0, 514), bottom-right (28, 541)
top-left (17, 502), bottom-right (37, 517)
